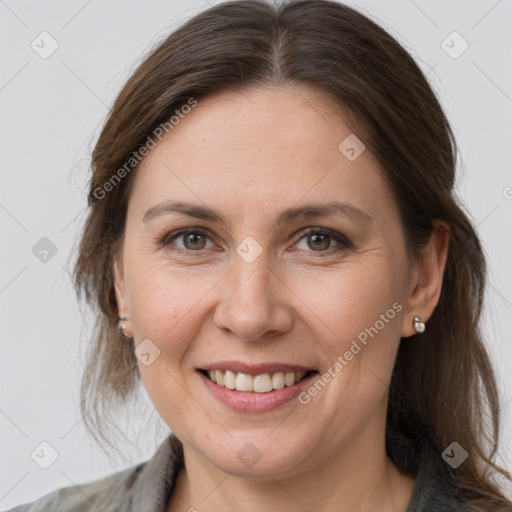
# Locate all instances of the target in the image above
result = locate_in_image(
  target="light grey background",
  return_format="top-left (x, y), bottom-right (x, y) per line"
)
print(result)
top-left (1, 0), bottom-right (511, 508)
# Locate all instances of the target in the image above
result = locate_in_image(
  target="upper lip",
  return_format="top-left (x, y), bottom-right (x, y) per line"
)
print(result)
top-left (199, 361), bottom-right (316, 375)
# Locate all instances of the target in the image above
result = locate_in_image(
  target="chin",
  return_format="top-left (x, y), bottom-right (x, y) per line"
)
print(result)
top-left (193, 432), bottom-right (315, 480)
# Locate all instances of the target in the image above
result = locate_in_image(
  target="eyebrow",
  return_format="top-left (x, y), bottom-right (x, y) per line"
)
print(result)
top-left (142, 200), bottom-right (372, 226)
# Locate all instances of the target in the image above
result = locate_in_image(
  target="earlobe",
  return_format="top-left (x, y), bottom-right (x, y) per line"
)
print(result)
top-left (401, 220), bottom-right (450, 338)
top-left (112, 254), bottom-right (133, 338)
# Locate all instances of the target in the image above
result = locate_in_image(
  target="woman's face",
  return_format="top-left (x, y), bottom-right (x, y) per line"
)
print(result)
top-left (114, 85), bottom-right (418, 478)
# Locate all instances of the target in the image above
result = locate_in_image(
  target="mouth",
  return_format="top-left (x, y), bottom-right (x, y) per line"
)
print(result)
top-left (198, 368), bottom-right (317, 393)
top-left (196, 361), bottom-right (320, 412)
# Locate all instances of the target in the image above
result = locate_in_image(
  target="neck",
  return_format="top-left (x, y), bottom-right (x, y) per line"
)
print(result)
top-left (168, 420), bottom-right (415, 511)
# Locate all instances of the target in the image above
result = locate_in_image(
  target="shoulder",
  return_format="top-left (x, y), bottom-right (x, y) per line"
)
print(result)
top-left (6, 435), bottom-right (183, 512)
top-left (6, 463), bottom-right (144, 512)
top-left (406, 463), bottom-right (473, 511)
top-left (386, 427), bottom-right (473, 511)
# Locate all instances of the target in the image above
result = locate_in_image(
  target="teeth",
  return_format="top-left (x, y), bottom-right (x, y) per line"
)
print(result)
top-left (284, 372), bottom-right (295, 387)
top-left (253, 374), bottom-right (273, 393)
top-left (204, 370), bottom-right (309, 393)
top-left (224, 370), bottom-right (236, 390)
top-left (215, 370), bottom-right (224, 386)
top-left (272, 372), bottom-right (285, 390)
top-left (235, 373), bottom-right (253, 392)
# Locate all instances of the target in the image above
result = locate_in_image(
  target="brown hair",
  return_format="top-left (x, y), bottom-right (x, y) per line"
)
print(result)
top-left (72, 0), bottom-right (512, 507)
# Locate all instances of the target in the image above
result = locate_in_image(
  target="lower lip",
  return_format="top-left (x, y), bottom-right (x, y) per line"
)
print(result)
top-left (198, 371), bottom-right (317, 413)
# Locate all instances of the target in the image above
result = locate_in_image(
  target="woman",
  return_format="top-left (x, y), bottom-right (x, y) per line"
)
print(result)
top-left (9, 0), bottom-right (512, 510)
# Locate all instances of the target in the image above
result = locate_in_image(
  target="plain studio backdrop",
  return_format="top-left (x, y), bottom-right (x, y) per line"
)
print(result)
top-left (0, 0), bottom-right (511, 508)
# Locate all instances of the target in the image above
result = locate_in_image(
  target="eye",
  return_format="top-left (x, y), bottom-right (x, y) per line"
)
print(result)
top-left (294, 227), bottom-right (352, 254)
top-left (159, 228), bottom-right (214, 252)
top-left (157, 227), bottom-right (352, 255)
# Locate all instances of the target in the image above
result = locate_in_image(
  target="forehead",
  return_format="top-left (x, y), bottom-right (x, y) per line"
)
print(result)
top-left (128, 85), bottom-right (395, 225)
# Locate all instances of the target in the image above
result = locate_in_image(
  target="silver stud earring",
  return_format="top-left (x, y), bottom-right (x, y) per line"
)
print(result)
top-left (118, 316), bottom-right (131, 337)
top-left (413, 315), bottom-right (425, 333)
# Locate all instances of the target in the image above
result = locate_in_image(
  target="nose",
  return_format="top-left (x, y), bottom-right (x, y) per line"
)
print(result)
top-left (212, 249), bottom-right (293, 342)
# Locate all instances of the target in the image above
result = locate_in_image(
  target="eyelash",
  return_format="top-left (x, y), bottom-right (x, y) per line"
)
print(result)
top-left (156, 227), bottom-right (352, 256)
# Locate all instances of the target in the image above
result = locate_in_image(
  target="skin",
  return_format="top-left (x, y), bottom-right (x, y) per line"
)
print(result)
top-left (113, 84), bottom-right (449, 511)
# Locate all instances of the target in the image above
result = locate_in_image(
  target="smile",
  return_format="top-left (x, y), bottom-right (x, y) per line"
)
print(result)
top-left (200, 369), bottom-right (314, 393)
top-left (197, 364), bottom-right (319, 412)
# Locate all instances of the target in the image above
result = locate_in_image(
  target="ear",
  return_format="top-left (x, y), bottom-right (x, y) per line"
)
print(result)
top-left (401, 219), bottom-right (450, 338)
top-left (113, 252), bottom-right (130, 322)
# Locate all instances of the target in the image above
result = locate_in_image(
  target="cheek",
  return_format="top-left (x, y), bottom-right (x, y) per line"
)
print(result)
top-left (292, 259), bottom-right (404, 358)
top-left (125, 259), bottom-right (222, 362)
top-left (125, 262), bottom-right (207, 433)
top-left (302, 260), bottom-right (404, 421)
